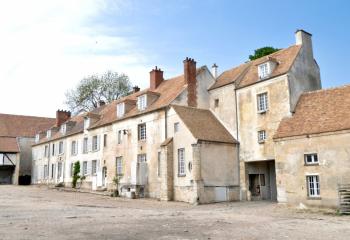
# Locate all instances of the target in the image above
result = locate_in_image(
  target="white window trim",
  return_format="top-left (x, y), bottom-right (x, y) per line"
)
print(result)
top-left (84, 117), bottom-right (90, 130)
top-left (304, 153), bottom-right (319, 165)
top-left (46, 130), bottom-right (51, 139)
top-left (60, 124), bottom-right (67, 135)
top-left (258, 130), bottom-right (266, 143)
top-left (257, 92), bottom-right (269, 113)
top-left (83, 137), bottom-right (88, 154)
top-left (92, 135), bottom-right (99, 151)
top-left (137, 95), bottom-right (147, 111)
top-left (117, 102), bottom-right (125, 117)
top-left (138, 124), bottom-right (147, 141)
top-left (306, 174), bottom-right (320, 198)
top-left (258, 62), bottom-right (270, 79)
top-left (91, 160), bottom-right (97, 175)
top-left (58, 141), bottom-right (64, 155)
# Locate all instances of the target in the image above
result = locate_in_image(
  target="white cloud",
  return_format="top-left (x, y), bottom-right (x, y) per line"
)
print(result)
top-left (0, 0), bottom-right (151, 117)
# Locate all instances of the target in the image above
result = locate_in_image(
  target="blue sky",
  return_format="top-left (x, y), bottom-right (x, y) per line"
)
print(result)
top-left (0, 0), bottom-right (349, 116)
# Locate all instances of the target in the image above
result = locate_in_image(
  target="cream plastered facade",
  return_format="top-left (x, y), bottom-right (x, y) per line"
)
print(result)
top-left (274, 130), bottom-right (350, 208)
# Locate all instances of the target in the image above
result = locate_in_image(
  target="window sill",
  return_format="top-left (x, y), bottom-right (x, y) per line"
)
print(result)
top-left (257, 110), bottom-right (268, 114)
top-left (178, 174), bottom-right (186, 177)
top-left (307, 196), bottom-right (322, 200)
top-left (304, 163), bottom-right (320, 166)
top-left (258, 140), bottom-right (266, 144)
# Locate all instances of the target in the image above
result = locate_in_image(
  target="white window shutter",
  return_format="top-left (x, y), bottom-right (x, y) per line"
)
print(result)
top-left (97, 135), bottom-right (100, 151)
top-left (88, 137), bottom-right (92, 152)
top-left (96, 159), bottom-right (100, 172)
top-left (87, 161), bottom-right (92, 175)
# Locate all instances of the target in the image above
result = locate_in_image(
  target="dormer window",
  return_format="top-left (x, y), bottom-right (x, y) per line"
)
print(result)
top-left (35, 134), bottom-right (40, 143)
top-left (137, 95), bottom-right (147, 111)
top-left (84, 117), bottom-right (90, 130)
top-left (46, 130), bottom-right (51, 139)
top-left (60, 124), bottom-right (66, 135)
top-left (117, 102), bottom-right (125, 117)
top-left (258, 63), bottom-right (270, 79)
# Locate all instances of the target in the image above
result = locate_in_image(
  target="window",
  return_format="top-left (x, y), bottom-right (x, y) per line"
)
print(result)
top-left (52, 143), bottom-right (55, 156)
top-left (305, 153), bottom-right (318, 165)
top-left (35, 134), bottom-right (40, 143)
top-left (137, 154), bottom-right (147, 163)
top-left (46, 130), bottom-right (51, 139)
top-left (157, 152), bottom-right (161, 177)
top-left (58, 141), bottom-right (64, 155)
top-left (178, 148), bottom-right (185, 176)
top-left (138, 123), bottom-right (147, 141)
top-left (257, 92), bottom-right (268, 113)
top-left (214, 99), bottom-right (219, 108)
top-left (71, 141), bottom-right (77, 156)
top-left (44, 165), bottom-right (48, 178)
top-left (60, 124), bottom-right (66, 135)
top-left (91, 160), bottom-right (97, 175)
top-left (57, 162), bottom-right (62, 178)
top-left (92, 135), bottom-right (99, 151)
top-left (44, 145), bottom-right (49, 157)
top-left (84, 117), bottom-right (90, 130)
top-left (117, 130), bottom-right (122, 144)
top-left (258, 63), bottom-right (270, 79)
top-left (83, 161), bottom-right (88, 176)
top-left (174, 122), bottom-right (180, 133)
top-left (83, 137), bottom-right (88, 154)
top-left (116, 157), bottom-right (123, 175)
top-left (117, 102), bottom-right (125, 117)
top-left (103, 134), bottom-right (107, 147)
top-left (258, 130), bottom-right (266, 143)
top-left (51, 163), bottom-right (55, 178)
top-left (137, 95), bottom-right (147, 111)
top-left (70, 163), bottom-right (74, 177)
top-left (307, 175), bottom-right (320, 197)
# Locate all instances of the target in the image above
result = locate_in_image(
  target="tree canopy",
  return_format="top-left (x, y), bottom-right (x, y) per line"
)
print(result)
top-left (65, 71), bottom-right (132, 114)
top-left (248, 46), bottom-right (281, 61)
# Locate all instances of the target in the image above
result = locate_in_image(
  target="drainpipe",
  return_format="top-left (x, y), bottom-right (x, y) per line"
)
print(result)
top-left (234, 88), bottom-right (242, 200)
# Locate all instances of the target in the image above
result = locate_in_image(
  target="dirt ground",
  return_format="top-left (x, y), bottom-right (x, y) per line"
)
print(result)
top-left (1, 186), bottom-right (350, 240)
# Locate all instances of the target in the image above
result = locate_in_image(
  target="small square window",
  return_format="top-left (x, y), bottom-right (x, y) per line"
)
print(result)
top-left (174, 122), bottom-right (180, 133)
top-left (304, 153), bottom-right (318, 165)
top-left (214, 99), bottom-right (219, 108)
top-left (258, 130), bottom-right (266, 143)
top-left (138, 124), bottom-right (146, 141)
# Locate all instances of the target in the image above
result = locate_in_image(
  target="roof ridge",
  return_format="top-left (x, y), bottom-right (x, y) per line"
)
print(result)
top-left (302, 84), bottom-right (350, 95)
top-left (0, 113), bottom-right (55, 119)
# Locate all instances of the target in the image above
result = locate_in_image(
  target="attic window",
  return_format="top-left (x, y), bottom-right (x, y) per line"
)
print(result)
top-left (137, 95), bottom-right (147, 111)
top-left (84, 117), bottom-right (90, 130)
top-left (35, 134), bottom-right (40, 143)
top-left (117, 102), bottom-right (125, 118)
top-left (46, 130), bottom-right (51, 139)
top-left (60, 124), bottom-right (66, 135)
top-left (258, 63), bottom-right (270, 79)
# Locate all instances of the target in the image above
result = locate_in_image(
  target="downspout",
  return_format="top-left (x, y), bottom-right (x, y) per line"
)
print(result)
top-left (234, 88), bottom-right (242, 200)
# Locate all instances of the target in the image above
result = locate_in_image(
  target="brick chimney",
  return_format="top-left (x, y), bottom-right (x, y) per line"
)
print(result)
top-left (150, 66), bottom-right (164, 90)
top-left (56, 110), bottom-right (71, 127)
top-left (183, 57), bottom-right (197, 107)
top-left (133, 86), bottom-right (140, 93)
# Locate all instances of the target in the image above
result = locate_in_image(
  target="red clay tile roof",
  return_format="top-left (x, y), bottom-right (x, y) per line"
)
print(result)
top-left (274, 85), bottom-right (350, 139)
top-left (0, 137), bottom-right (19, 152)
top-left (172, 105), bottom-right (237, 144)
top-left (35, 67), bottom-right (206, 145)
top-left (0, 113), bottom-right (55, 138)
top-left (209, 45), bottom-right (301, 90)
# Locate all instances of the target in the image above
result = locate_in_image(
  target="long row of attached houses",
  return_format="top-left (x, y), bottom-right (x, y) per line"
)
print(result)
top-left (2, 30), bottom-right (350, 209)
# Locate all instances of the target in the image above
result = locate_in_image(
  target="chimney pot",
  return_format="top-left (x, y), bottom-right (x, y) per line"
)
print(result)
top-left (133, 86), bottom-right (140, 93)
top-left (211, 63), bottom-right (218, 78)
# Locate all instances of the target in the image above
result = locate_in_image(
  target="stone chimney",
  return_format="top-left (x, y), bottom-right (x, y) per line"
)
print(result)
top-left (295, 29), bottom-right (313, 59)
top-left (183, 57), bottom-right (197, 107)
top-left (150, 66), bottom-right (164, 90)
top-left (133, 86), bottom-right (140, 93)
top-left (211, 63), bottom-right (218, 78)
top-left (56, 110), bottom-right (71, 127)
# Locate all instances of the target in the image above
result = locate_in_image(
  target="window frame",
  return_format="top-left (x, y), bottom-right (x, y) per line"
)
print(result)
top-left (83, 137), bottom-right (88, 154)
top-left (71, 141), bottom-right (77, 156)
top-left (137, 94), bottom-right (147, 111)
top-left (82, 161), bottom-right (88, 176)
top-left (257, 92), bottom-right (269, 113)
top-left (138, 123), bottom-right (147, 141)
top-left (137, 154), bottom-right (147, 163)
top-left (84, 117), bottom-right (90, 130)
top-left (258, 63), bottom-right (270, 79)
top-left (58, 141), bottom-right (64, 155)
top-left (258, 130), bottom-right (267, 143)
top-left (117, 102), bottom-right (125, 117)
top-left (92, 135), bottom-right (98, 151)
top-left (304, 153), bottom-right (319, 165)
top-left (116, 157), bottom-right (123, 176)
top-left (91, 160), bottom-right (97, 175)
top-left (306, 175), bottom-right (320, 198)
top-left (178, 148), bottom-right (185, 177)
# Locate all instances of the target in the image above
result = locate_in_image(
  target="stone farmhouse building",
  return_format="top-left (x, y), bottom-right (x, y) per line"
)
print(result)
top-left (0, 114), bottom-right (55, 184)
top-left (31, 30), bottom-right (350, 208)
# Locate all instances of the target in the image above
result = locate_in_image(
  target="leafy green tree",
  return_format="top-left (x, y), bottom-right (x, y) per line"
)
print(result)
top-left (248, 47), bottom-right (281, 61)
top-left (72, 161), bottom-right (81, 188)
top-left (65, 71), bottom-right (132, 114)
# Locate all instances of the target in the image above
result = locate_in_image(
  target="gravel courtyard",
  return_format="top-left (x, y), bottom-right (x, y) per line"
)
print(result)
top-left (1, 186), bottom-right (350, 240)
